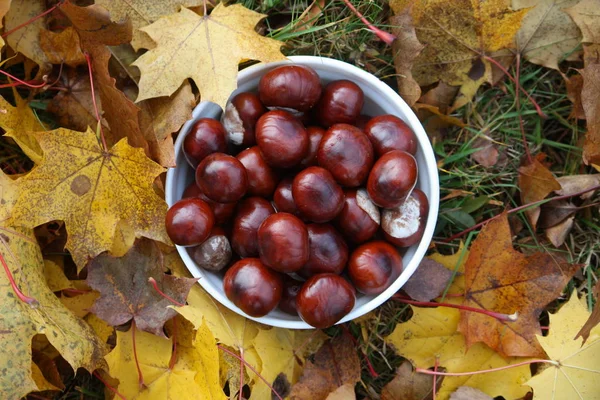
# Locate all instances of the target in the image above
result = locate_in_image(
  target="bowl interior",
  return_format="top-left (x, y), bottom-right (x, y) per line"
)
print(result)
top-left (165, 56), bottom-right (439, 329)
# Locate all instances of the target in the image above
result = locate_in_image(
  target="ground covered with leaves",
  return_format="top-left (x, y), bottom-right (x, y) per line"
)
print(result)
top-left (0, 0), bottom-right (599, 399)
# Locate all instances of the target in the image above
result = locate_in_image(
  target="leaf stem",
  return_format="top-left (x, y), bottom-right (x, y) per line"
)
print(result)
top-left (392, 295), bottom-right (518, 322)
top-left (217, 344), bottom-right (284, 400)
top-left (416, 359), bottom-right (558, 377)
top-left (442, 183), bottom-right (600, 243)
top-left (1, 1), bottom-right (64, 38)
top-left (131, 321), bottom-right (146, 388)
top-left (84, 52), bottom-right (109, 153)
top-left (239, 346), bottom-right (244, 400)
top-left (0, 247), bottom-right (39, 306)
top-left (433, 356), bottom-right (439, 400)
top-left (339, 0), bottom-right (396, 45)
top-left (148, 277), bottom-right (186, 307)
top-left (0, 69), bottom-right (47, 88)
top-left (93, 371), bottom-right (127, 400)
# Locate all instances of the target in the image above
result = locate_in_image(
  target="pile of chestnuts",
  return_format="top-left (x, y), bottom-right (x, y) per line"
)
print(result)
top-left (165, 64), bottom-right (429, 329)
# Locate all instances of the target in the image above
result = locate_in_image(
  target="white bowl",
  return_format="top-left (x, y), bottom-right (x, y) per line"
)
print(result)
top-left (165, 56), bottom-right (439, 329)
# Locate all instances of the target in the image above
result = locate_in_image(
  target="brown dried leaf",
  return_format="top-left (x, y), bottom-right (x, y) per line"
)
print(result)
top-left (565, 73), bottom-right (586, 120)
top-left (538, 199), bottom-right (579, 229)
top-left (517, 154), bottom-right (561, 229)
top-left (579, 63), bottom-right (600, 166)
top-left (418, 83), bottom-right (460, 114)
top-left (576, 280), bottom-right (600, 342)
top-left (471, 137), bottom-right (500, 167)
top-left (458, 213), bottom-right (580, 357)
top-left (564, 0), bottom-right (600, 44)
top-left (390, 10), bottom-right (425, 106)
top-left (293, 0), bottom-right (327, 32)
top-left (555, 174), bottom-right (600, 198)
top-left (290, 333), bottom-right (360, 400)
top-left (381, 360), bottom-right (442, 400)
top-left (39, 27), bottom-right (86, 67)
top-left (449, 386), bottom-right (493, 400)
top-left (545, 214), bottom-right (574, 247)
top-left (4, 0), bottom-right (49, 68)
top-left (87, 238), bottom-right (196, 336)
top-left (403, 258), bottom-right (453, 302)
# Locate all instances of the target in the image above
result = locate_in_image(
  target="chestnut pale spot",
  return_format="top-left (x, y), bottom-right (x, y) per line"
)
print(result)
top-left (382, 196), bottom-right (420, 238)
top-left (70, 175), bottom-right (91, 196)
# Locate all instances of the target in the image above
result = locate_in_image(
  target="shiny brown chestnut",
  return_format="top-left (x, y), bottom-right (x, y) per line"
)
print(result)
top-left (299, 126), bottom-right (326, 168)
top-left (296, 274), bottom-right (356, 328)
top-left (190, 227), bottom-right (232, 271)
top-left (236, 146), bottom-right (279, 197)
top-left (316, 80), bottom-right (364, 127)
top-left (165, 198), bottom-right (214, 246)
top-left (382, 189), bottom-right (429, 247)
top-left (255, 110), bottom-right (309, 168)
top-left (223, 258), bottom-right (283, 317)
top-left (231, 197), bottom-right (275, 258)
top-left (298, 224), bottom-right (349, 278)
top-left (182, 182), bottom-right (236, 224)
top-left (273, 177), bottom-right (301, 217)
top-left (279, 276), bottom-right (303, 315)
top-left (317, 124), bottom-right (374, 187)
top-left (355, 114), bottom-right (372, 131)
top-left (292, 166), bottom-right (344, 223)
top-left (196, 153), bottom-right (248, 203)
top-left (364, 115), bottom-right (418, 156)
top-left (257, 213), bottom-right (309, 273)
top-left (221, 92), bottom-right (267, 148)
top-left (183, 118), bottom-right (227, 167)
top-left (335, 188), bottom-right (380, 244)
top-left (367, 150), bottom-right (418, 208)
top-left (347, 241), bottom-right (403, 295)
top-left (258, 65), bottom-right (322, 112)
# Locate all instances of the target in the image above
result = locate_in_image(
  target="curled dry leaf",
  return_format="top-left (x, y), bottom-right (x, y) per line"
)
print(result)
top-left (579, 63), bottom-right (600, 166)
top-left (39, 27), bottom-right (86, 67)
top-left (390, 9), bottom-right (425, 106)
top-left (471, 137), bottom-right (500, 168)
top-left (538, 199), bottom-right (579, 229)
top-left (4, 0), bottom-right (49, 68)
top-left (564, 73), bottom-right (586, 119)
top-left (403, 258), bottom-right (454, 302)
top-left (87, 238), bottom-right (196, 336)
top-left (512, 0), bottom-right (582, 70)
top-left (459, 213), bottom-right (581, 357)
top-left (555, 174), bottom-right (600, 198)
top-left (381, 360), bottom-right (443, 400)
top-left (11, 128), bottom-right (170, 269)
top-left (545, 214), bottom-right (575, 247)
top-left (576, 280), bottom-right (600, 342)
top-left (133, 4), bottom-right (285, 107)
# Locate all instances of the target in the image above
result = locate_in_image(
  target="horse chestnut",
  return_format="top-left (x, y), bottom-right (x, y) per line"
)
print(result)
top-left (292, 166), bottom-right (344, 223)
top-left (221, 92), bottom-right (266, 147)
top-left (279, 276), bottom-right (303, 315)
top-left (231, 197), bottom-right (275, 257)
top-left (316, 80), bottom-right (364, 127)
top-left (196, 153), bottom-right (248, 203)
top-left (223, 258), bottom-right (283, 317)
top-left (348, 241), bottom-right (403, 295)
top-left (364, 115), bottom-right (417, 156)
top-left (236, 146), bottom-right (279, 197)
top-left (298, 224), bottom-right (349, 278)
top-left (382, 189), bottom-right (429, 247)
top-left (257, 213), bottom-right (309, 273)
top-left (183, 118), bottom-right (227, 167)
top-left (299, 126), bottom-right (326, 168)
top-left (273, 177), bottom-right (301, 217)
top-left (255, 110), bottom-right (309, 168)
top-left (367, 150), bottom-right (418, 208)
top-left (165, 198), bottom-right (214, 246)
top-left (190, 227), bottom-right (232, 271)
top-left (258, 65), bottom-right (322, 112)
top-left (335, 188), bottom-right (380, 244)
top-left (296, 274), bottom-right (356, 328)
top-left (317, 124), bottom-right (374, 187)
top-left (182, 182), bottom-right (236, 224)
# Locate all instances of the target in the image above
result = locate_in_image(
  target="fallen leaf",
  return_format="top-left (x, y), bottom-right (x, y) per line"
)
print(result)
top-left (31, 362), bottom-right (61, 392)
top-left (31, 349), bottom-right (64, 391)
top-left (403, 258), bottom-right (453, 302)
top-left (326, 383), bottom-right (355, 399)
top-left (538, 199), bottom-right (579, 229)
top-left (449, 386), bottom-right (493, 400)
top-left (544, 214), bottom-right (574, 246)
top-left (513, 0), bottom-right (581, 70)
top-left (564, 0), bottom-right (600, 44)
top-left (39, 27), bottom-right (86, 67)
top-left (390, 10), bottom-right (425, 106)
top-left (42, 257), bottom-right (74, 292)
top-left (471, 137), bottom-right (500, 167)
top-left (0, 0), bottom-right (9, 54)
top-left (385, 305), bottom-right (531, 400)
top-left (390, 0), bottom-right (527, 107)
top-left (459, 213), bottom-right (580, 357)
top-left (88, 238), bottom-right (196, 336)
top-left (418, 83), bottom-right (460, 114)
top-left (293, 0), bottom-right (327, 32)
top-left (576, 280), bottom-right (600, 342)
top-left (60, 291), bottom-right (99, 318)
top-left (133, 4), bottom-right (285, 107)
top-left (290, 333), bottom-right (360, 400)
top-left (565, 73), bottom-right (586, 119)
top-left (0, 91), bottom-right (45, 164)
top-left (428, 243), bottom-right (468, 296)
top-left (526, 290), bottom-right (600, 400)
top-left (381, 360), bottom-right (442, 400)
top-left (517, 154), bottom-right (561, 228)
top-left (4, 0), bottom-right (49, 68)
top-left (11, 127), bottom-right (170, 269)
top-left (0, 171), bottom-right (106, 400)
top-left (555, 174), bottom-right (600, 198)
top-left (85, 313), bottom-right (115, 344)
top-left (96, 0), bottom-right (204, 51)
top-left (579, 63), bottom-right (600, 166)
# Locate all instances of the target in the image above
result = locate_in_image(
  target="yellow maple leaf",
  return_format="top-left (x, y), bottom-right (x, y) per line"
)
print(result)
top-left (527, 291), bottom-right (600, 400)
top-left (133, 4), bottom-right (285, 107)
top-left (0, 92), bottom-right (45, 164)
top-left (105, 323), bottom-right (224, 399)
top-left (0, 171), bottom-right (106, 400)
top-left (11, 127), bottom-right (170, 269)
top-left (3, 0), bottom-right (50, 67)
top-left (385, 305), bottom-right (531, 400)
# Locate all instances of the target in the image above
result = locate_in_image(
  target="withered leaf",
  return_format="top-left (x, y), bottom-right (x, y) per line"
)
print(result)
top-left (576, 280), bottom-right (600, 342)
top-left (471, 137), bottom-right (500, 168)
top-left (545, 215), bottom-right (575, 247)
top-left (39, 27), bottom-right (86, 67)
top-left (449, 386), bottom-right (493, 400)
top-left (458, 213), bottom-right (580, 357)
top-left (579, 63), bottom-right (600, 166)
top-left (4, 0), bottom-right (49, 68)
top-left (517, 154), bottom-right (561, 228)
top-left (403, 258), bottom-right (453, 302)
top-left (87, 238), bottom-right (197, 336)
top-left (555, 174), bottom-right (600, 198)
top-left (381, 360), bottom-right (443, 400)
